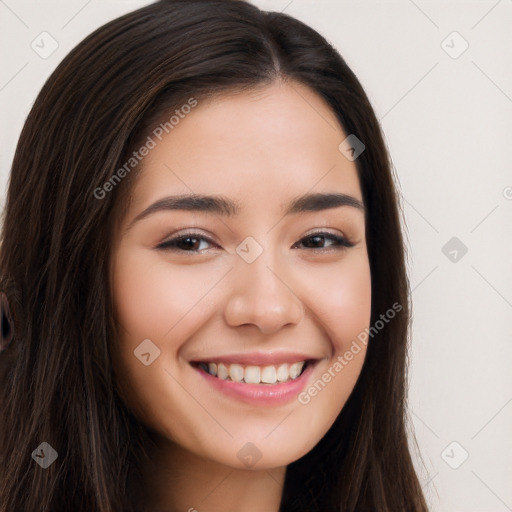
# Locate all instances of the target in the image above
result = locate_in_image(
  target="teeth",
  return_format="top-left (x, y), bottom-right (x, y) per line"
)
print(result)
top-left (276, 363), bottom-right (289, 382)
top-left (244, 366), bottom-right (261, 384)
top-left (289, 362), bottom-right (303, 379)
top-left (229, 364), bottom-right (244, 382)
top-left (199, 360), bottom-right (307, 384)
top-left (217, 363), bottom-right (228, 380)
top-left (261, 366), bottom-right (277, 384)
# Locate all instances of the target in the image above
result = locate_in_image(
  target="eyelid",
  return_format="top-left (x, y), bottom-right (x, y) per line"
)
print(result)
top-left (301, 227), bottom-right (350, 240)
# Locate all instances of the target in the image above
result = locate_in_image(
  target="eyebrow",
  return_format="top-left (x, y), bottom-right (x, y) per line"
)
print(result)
top-left (127, 192), bottom-right (365, 230)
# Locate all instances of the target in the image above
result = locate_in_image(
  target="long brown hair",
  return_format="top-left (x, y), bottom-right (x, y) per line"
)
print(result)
top-left (0, 1), bottom-right (428, 510)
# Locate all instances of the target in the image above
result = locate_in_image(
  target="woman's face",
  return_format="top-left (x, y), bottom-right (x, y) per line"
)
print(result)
top-left (111, 80), bottom-right (371, 470)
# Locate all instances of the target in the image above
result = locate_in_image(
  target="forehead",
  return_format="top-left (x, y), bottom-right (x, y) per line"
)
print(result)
top-left (125, 81), bottom-right (362, 219)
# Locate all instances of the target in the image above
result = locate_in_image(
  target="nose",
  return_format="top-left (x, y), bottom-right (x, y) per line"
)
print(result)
top-left (223, 251), bottom-right (304, 335)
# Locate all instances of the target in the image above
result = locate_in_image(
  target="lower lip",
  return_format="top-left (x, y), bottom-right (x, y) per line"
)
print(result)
top-left (192, 362), bottom-right (316, 406)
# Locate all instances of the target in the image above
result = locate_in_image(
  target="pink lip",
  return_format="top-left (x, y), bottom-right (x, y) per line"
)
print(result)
top-left (192, 360), bottom-right (317, 406)
top-left (191, 351), bottom-right (317, 366)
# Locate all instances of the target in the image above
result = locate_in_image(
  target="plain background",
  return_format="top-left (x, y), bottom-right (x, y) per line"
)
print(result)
top-left (1, 1), bottom-right (511, 510)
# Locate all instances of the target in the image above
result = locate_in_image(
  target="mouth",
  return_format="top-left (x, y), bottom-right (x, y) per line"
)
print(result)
top-left (190, 359), bottom-right (312, 385)
top-left (189, 355), bottom-right (320, 406)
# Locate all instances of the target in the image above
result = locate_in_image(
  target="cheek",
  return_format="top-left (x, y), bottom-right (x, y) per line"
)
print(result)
top-left (111, 246), bottom-right (202, 427)
top-left (295, 253), bottom-right (371, 423)
top-left (110, 245), bottom-right (229, 414)
top-left (304, 252), bottom-right (372, 353)
top-left (330, 266), bottom-right (371, 349)
top-left (112, 246), bottom-right (220, 343)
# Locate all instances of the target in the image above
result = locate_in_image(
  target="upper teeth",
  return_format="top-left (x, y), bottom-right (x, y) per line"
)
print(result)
top-left (200, 361), bottom-right (306, 384)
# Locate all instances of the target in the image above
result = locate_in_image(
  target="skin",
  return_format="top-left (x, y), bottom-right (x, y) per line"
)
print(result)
top-left (111, 79), bottom-right (372, 512)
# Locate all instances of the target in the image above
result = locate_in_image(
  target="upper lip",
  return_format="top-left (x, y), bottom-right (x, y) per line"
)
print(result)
top-left (191, 351), bottom-right (321, 366)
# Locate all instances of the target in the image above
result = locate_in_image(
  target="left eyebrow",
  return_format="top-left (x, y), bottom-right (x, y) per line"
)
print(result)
top-left (126, 192), bottom-right (365, 230)
top-left (285, 192), bottom-right (365, 215)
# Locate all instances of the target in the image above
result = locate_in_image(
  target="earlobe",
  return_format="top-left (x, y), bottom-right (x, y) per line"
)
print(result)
top-left (0, 291), bottom-right (14, 351)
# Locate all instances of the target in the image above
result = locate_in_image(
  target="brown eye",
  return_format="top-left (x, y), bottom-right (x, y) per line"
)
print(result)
top-left (295, 232), bottom-right (354, 250)
top-left (156, 233), bottom-right (217, 253)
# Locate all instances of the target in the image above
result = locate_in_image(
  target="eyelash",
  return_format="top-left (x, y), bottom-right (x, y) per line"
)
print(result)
top-left (156, 230), bottom-right (355, 253)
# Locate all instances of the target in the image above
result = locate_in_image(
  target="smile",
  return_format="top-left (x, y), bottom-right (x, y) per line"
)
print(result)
top-left (190, 355), bottom-right (319, 406)
top-left (196, 360), bottom-right (308, 385)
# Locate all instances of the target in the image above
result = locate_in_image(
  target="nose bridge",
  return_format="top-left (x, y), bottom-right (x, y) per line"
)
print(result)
top-left (224, 237), bottom-right (303, 333)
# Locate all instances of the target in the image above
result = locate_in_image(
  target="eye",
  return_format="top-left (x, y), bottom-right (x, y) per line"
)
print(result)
top-left (294, 231), bottom-right (354, 251)
top-left (156, 230), bottom-right (355, 254)
top-left (156, 232), bottom-right (218, 253)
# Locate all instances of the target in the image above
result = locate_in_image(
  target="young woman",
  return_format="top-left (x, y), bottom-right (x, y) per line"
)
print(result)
top-left (0, 1), bottom-right (429, 510)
